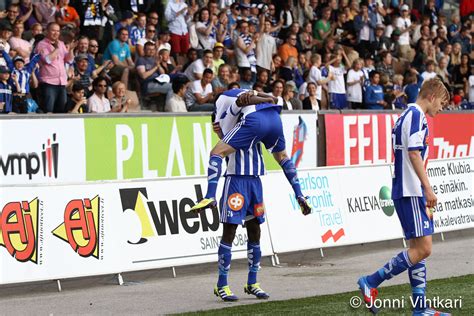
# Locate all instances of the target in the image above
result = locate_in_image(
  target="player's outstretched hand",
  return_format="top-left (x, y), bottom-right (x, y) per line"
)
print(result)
top-left (297, 196), bottom-right (312, 216)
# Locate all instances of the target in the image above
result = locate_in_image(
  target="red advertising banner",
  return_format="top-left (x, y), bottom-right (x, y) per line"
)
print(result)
top-left (325, 112), bottom-right (474, 166)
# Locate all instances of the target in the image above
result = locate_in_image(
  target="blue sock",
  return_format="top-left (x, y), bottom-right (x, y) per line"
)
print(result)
top-left (205, 155), bottom-right (223, 199)
top-left (280, 158), bottom-right (303, 197)
top-left (409, 260), bottom-right (427, 312)
top-left (366, 250), bottom-right (413, 288)
top-left (217, 241), bottom-right (232, 287)
top-left (247, 242), bottom-right (261, 285)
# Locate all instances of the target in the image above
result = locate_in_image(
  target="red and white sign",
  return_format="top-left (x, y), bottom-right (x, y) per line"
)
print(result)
top-left (325, 113), bottom-right (474, 166)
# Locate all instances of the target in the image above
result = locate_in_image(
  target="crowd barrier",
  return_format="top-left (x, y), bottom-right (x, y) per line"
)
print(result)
top-left (1, 157), bottom-right (472, 285)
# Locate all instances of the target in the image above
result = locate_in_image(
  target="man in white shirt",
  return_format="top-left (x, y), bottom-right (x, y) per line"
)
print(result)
top-left (88, 77), bottom-right (111, 113)
top-left (421, 60), bottom-right (438, 81)
top-left (396, 4), bottom-right (415, 60)
top-left (256, 18), bottom-right (276, 72)
top-left (184, 49), bottom-right (214, 81)
top-left (166, 75), bottom-right (189, 112)
top-left (184, 68), bottom-right (215, 111)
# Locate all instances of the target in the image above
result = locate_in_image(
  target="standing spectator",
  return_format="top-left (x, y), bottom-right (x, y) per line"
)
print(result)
top-left (328, 54), bottom-right (347, 109)
top-left (110, 81), bottom-right (130, 113)
top-left (184, 49), bottom-right (213, 81)
top-left (35, 22), bottom-right (76, 113)
top-left (396, 4), bottom-right (415, 61)
top-left (70, 54), bottom-right (93, 94)
top-left (102, 27), bottom-right (135, 88)
top-left (392, 74), bottom-right (406, 109)
top-left (184, 68), bottom-right (215, 112)
top-left (0, 66), bottom-right (16, 113)
top-left (55, 0), bottom-right (80, 30)
top-left (165, 0), bottom-right (190, 64)
top-left (166, 75), bottom-right (189, 112)
top-left (1, 4), bottom-right (21, 29)
top-left (87, 77), bottom-right (110, 113)
top-left (136, 42), bottom-right (172, 96)
top-left (364, 70), bottom-right (386, 109)
top-left (278, 33), bottom-right (298, 64)
top-left (196, 8), bottom-right (217, 50)
top-left (313, 7), bottom-right (332, 42)
top-left (33, 1), bottom-right (57, 29)
top-left (211, 42), bottom-right (225, 75)
top-left (0, 23), bottom-right (12, 67)
top-left (354, 2), bottom-right (377, 57)
top-left (235, 20), bottom-right (257, 80)
top-left (346, 58), bottom-right (364, 109)
top-left (309, 53), bottom-right (331, 107)
top-left (371, 24), bottom-right (391, 57)
top-left (9, 22), bottom-right (31, 63)
top-left (114, 11), bottom-right (134, 35)
top-left (66, 83), bottom-right (88, 113)
top-left (256, 18), bottom-right (277, 73)
top-left (404, 69), bottom-right (423, 104)
top-left (302, 82), bottom-right (319, 110)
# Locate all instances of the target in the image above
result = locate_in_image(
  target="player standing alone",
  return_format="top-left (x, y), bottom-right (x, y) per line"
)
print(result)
top-left (358, 78), bottom-right (450, 316)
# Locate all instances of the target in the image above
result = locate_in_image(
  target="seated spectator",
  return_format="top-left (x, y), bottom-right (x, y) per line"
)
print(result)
top-left (238, 68), bottom-right (254, 90)
top-left (114, 10), bottom-right (134, 35)
top-left (1, 4), bottom-right (21, 30)
top-left (469, 65), bottom-right (474, 105)
top-left (165, 75), bottom-right (189, 112)
top-left (436, 57), bottom-right (451, 83)
top-left (66, 82), bottom-right (88, 113)
top-left (88, 38), bottom-right (102, 66)
top-left (130, 13), bottom-right (146, 47)
top-left (88, 77), bottom-right (110, 113)
top-left (282, 82), bottom-right (302, 110)
top-left (256, 69), bottom-right (271, 93)
top-left (158, 49), bottom-right (178, 74)
top-left (136, 42), bottom-right (172, 96)
top-left (346, 58), bottom-right (364, 109)
top-left (157, 29), bottom-right (173, 55)
top-left (271, 79), bottom-right (284, 98)
top-left (364, 70), bottom-right (386, 109)
top-left (421, 60), bottom-right (438, 81)
top-left (102, 27), bottom-right (135, 88)
top-left (212, 42), bottom-right (225, 75)
top-left (69, 54), bottom-right (93, 94)
top-left (452, 53), bottom-right (470, 91)
top-left (279, 56), bottom-right (295, 82)
top-left (302, 82), bottom-right (319, 110)
top-left (184, 49), bottom-right (213, 81)
top-left (212, 64), bottom-right (231, 94)
top-left (375, 51), bottom-right (395, 84)
top-left (136, 25), bottom-right (156, 57)
top-left (75, 36), bottom-right (96, 76)
top-left (227, 82), bottom-right (240, 90)
top-left (182, 48), bottom-right (198, 72)
top-left (55, 0), bottom-right (80, 30)
top-left (404, 69), bottom-right (424, 104)
top-left (109, 81), bottom-right (130, 113)
top-left (184, 68), bottom-right (214, 111)
top-left (0, 65), bottom-right (16, 113)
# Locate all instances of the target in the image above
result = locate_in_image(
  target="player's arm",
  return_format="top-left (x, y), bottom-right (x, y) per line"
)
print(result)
top-left (236, 91), bottom-right (278, 107)
top-left (408, 150), bottom-right (437, 208)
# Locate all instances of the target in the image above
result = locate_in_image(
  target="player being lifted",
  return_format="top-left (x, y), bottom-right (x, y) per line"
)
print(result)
top-left (358, 78), bottom-right (450, 316)
top-left (190, 89), bottom-right (311, 215)
top-left (192, 89), bottom-right (311, 302)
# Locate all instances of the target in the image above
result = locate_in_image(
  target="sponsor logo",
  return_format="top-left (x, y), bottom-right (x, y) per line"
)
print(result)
top-left (321, 228), bottom-right (345, 243)
top-left (0, 198), bottom-right (42, 263)
top-left (0, 134), bottom-right (59, 180)
top-left (227, 193), bottom-right (244, 211)
top-left (379, 186), bottom-right (395, 216)
top-left (291, 116), bottom-right (307, 168)
top-left (253, 203), bottom-right (265, 217)
top-left (52, 196), bottom-right (103, 259)
top-left (118, 185), bottom-right (219, 244)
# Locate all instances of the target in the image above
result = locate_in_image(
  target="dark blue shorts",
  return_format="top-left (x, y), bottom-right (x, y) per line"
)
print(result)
top-left (394, 196), bottom-right (434, 240)
top-left (222, 107), bottom-right (286, 153)
top-left (330, 93), bottom-right (348, 109)
top-left (219, 176), bottom-right (265, 225)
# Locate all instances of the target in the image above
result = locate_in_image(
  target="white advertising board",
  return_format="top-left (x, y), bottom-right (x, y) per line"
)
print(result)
top-left (426, 157), bottom-right (474, 233)
top-left (0, 119), bottom-right (86, 185)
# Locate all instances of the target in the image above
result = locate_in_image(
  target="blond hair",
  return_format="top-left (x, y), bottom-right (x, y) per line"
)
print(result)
top-left (419, 78), bottom-right (450, 103)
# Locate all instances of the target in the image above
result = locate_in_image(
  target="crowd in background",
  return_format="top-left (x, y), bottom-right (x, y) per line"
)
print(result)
top-left (0, 0), bottom-right (473, 114)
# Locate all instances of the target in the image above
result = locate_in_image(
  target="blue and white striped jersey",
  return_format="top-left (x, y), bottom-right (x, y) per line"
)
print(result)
top-left (392, 103), bottom-right (429, 199)
top-left (214, 89), bottom-right (270, 176)
top-left (1, 51), bottom-right (40, 94)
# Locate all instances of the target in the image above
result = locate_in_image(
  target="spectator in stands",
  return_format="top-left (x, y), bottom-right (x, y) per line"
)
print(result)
top-left (313, 6), bottom-right (332, 43)
top-left (158, 49), bottom-right (178, 74)
top-left (235, 20), bottom-right (257, 81)
top-left (1, 4), bottom-right (21, 29)
top-left (255, 69), bottom-right (271, 93)
top-left (136, 25), bottom-right (156, 57)
top-left (212, 42), bottom-right (225, 75)
top-left (75, 36), bottom-right (96, 76)
top-left (212, 64), bottom-right (231, 94)
top-left (36, 22), bottom-right (76, 113)
top-left (421, 60), bottom-right (438, 81)
top-left (271, 79), bottom-right (284, 98)
top-left (9, 21), bottom-right (31, 63)
top-left (364, 70), bottom-right (386, 109)
top-left (282, 82), bottom-right (302, 110)
top-left (70, 54), bottom-right (94, 94)
top-left (0, 23), bottom-right (12, 67)
top-left (354, 2), bottom-right (377, 57)
top-left (55, 0), bottom-right (80, 30)
top-left (404, 69), bottom-right (423, 104)
top-left (0, 65), bottom-right (16, 113)
top-left (166, 75), bottom-right (189, 112)
top-left (376, 51), bottom-right (395, 84)
top-left (278, 33), bottom-right (298, 64)
top-left (33, 1), bottom-right (57, 29)
top-left (452, 53), bottom-right (470, 92)
top-left (328, 54), bottom-right (347, 109)
top-left (372, 24), bottom-right (390, 57)
top-left (346, 58), bottom-right (364, 109)
top-left (392, 74), bottom-right (406, 109)
top-left (147, 11), bottom-right (160, 34)
top-left (302, 82), bottom-right (319, 110)
top-left (468, 65), bottom-right (474, 105)
top-left (184, 49), bottom-right (213, 81)
top-left (196, 8), bottom-right (217, 50)
top-left (279, 56), bottom-right (296, 83)
top-left (136, 42), bottom-right (172, 96)
top-left (103, 27), bottom-right (135, 88)
top-left (66, 82), bottom-right (88, 113)
top-left (88, 77), bottom-right (110, 113)
top-left (157, 29), bottom-right (172, 53)
top-left (396, 4), bottom-right (415, 61)
top-left (88, 38), bottom-right (102, 66)
top-left (453, 27), bottom-right (472, 55)
top-left (114, 10), bottom-right (134, 35)
top-left (165, 0), bottom-right (190, 64)
top-left (436, 56), bottom-right (451, 83)
top-left (238, 68), bottom-right (254, 90)
top-left (130, 13), bottom-right (146, 47)
top-left (110, 81), bottom-right (130, 112)
top-left (184, 68), bottom-right (214, 112)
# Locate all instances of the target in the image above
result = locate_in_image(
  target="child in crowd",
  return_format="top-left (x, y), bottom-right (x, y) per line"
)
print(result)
top-left (328, 54), bottom-right (347, 109)
top-left (346, 58), bottom-right (364, 109)
top-left (364, 70), bottom-right (386, 110)
top-left (0, 66), bottom-right (19, 114)
top-left (392, 74), bottom-right (406, 109)
top-left (67, 83), bottom-right (89, 113)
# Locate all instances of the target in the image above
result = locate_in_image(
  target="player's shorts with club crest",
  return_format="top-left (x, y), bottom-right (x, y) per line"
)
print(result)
top-left (222, 107), bottom-right (286, 153)
top-left (219, 176), bottom-right (265, 225)
top-left (393, 196), bottom-right (434, 240)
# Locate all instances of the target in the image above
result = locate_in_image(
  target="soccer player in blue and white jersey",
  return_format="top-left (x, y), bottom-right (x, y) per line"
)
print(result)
top-left (190, 89), bottom-right (311, 216)
top-left (358, 78), bottom-right (450, 316)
